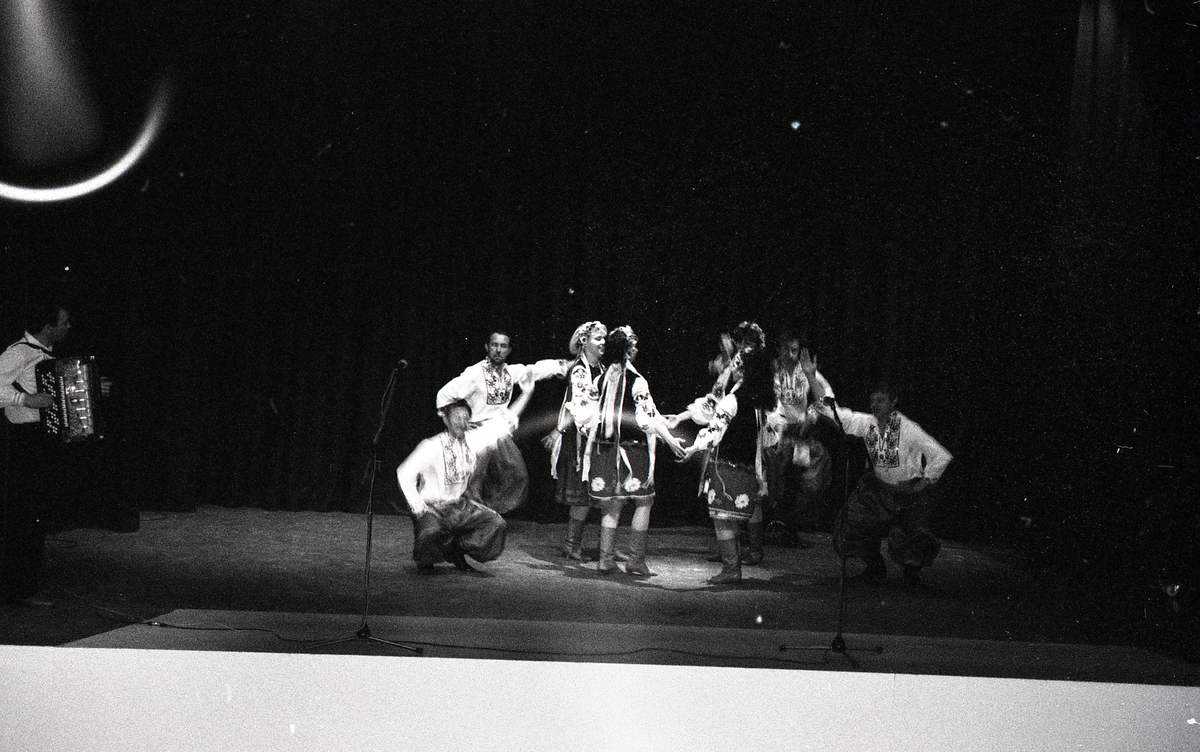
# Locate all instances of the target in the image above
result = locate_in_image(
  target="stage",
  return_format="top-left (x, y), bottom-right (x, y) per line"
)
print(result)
top-left (2, 506), bottom-right (1199, 750)
top-left (0, 505), bottom-right (1193, 684)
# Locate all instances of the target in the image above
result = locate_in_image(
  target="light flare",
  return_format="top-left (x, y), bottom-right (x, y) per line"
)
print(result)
top-left (0, 79), bottom-right (170, 203)
top-left (1, 0), bottom-right (99, 161)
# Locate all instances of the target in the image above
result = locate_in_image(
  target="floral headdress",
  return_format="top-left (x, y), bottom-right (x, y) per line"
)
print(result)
top-left (569, 320), bottom-right (606, 357)
top-left (603, 326), bottom-right (637, 366)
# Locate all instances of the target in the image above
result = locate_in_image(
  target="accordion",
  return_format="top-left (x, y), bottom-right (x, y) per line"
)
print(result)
top-left (35, 356), bottom-right (105, 442)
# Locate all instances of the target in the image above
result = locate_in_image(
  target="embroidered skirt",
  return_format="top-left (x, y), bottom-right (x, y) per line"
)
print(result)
top-left (553, 427), bottom-right (594, 507)
top-left (587, 440), bottom-right (655, 505)
top-left (700, 459), bottom-right (763, 522)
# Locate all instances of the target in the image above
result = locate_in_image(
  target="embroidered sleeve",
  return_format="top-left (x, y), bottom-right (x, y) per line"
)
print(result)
top-left (693, 394), bottom-right (736, 452)
top-left (396, 438), bottom-right (439, 513)
top-left (631, 376), bottom-right (663, 432)
top-left (436, 366), bottom-right (479, 411)
top-left (836, 407), bottom-right (873, 439)
top-left (526, 358), bottom-right (568, 382)
top-left (563, 363), bottom-right (598, 433)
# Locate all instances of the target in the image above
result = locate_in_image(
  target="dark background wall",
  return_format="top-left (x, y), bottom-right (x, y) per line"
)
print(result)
top-left (2, 1), bottom-right (1196, 565)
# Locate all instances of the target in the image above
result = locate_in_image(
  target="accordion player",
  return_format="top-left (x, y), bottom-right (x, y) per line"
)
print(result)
top-left (34, 356), bottom-right (106, 442)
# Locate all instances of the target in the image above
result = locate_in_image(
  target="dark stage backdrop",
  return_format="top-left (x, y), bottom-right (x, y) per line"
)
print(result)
top-left (1, 1), bottom-right (1196, 562)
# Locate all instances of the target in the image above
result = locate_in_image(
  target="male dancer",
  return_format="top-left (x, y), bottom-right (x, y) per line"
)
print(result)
top-left (436, 331), bottom-right (566, 514)
top-left (0, 300), bottom-right (117, 604)
top-left (830, 382), bottom-right (953, 586)
top-left (397, 374), bottom-right (534, 574)
top-left (762, 331), bottom-right (836, 546)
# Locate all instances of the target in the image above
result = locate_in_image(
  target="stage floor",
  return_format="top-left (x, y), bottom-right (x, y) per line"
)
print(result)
top-left (5, 505), bottom-right (1198, 685)
top-left (64, 609), bottom-right (1197, 685)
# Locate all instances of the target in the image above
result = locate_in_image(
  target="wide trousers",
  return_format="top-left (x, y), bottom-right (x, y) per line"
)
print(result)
top-left (832, 474), bottom-right (940, 567)
top-left (411, 496), bottom-right (507, 568)
top-left (1, 423), bottom-right (63, 602)
top-left (471, 435), bottom-right (529, 515)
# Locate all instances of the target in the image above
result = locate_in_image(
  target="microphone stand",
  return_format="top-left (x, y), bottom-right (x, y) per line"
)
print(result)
top-left (309, 361), bottom-right (422, 654)
top-left (779, 397), bottom-right (880, 666)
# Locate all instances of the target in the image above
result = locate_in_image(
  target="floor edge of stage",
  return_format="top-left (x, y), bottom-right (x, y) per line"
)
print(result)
top-left (61, 608), bottom-right (1200, 685)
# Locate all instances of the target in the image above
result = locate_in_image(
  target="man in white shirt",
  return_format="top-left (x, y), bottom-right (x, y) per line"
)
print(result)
top-left (831, 382), bottom-right (953, 587)
top-left (435, 331), bottom-right (566, 515)
top-left (0, 303), bottom-right (72, 605)
top-left (397, 380), bottom-right (534, 574)
top-left (761, 332), bottom-right (836, 551)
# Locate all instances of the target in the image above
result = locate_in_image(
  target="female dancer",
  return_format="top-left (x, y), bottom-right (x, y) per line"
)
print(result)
top-left (583, 327), bottom-right (685, 575)
top-left (676, 322), bottom-right (776, 584)
top-left (541, 321), bottom-right (606, 561)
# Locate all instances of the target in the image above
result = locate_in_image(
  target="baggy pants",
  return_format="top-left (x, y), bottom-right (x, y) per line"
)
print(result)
top-left (832, 474), bottom-right (940, 568)
top-left (412, 496), bottom-right (507, 568)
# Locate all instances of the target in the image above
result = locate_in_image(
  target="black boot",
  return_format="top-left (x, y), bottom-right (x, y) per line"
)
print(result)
top-left (850, 552), bottom-right (887, 584)
top-left (709, 524), bottom-right (743, 562)
top-left (597, 526), bottom-right (620, 575)
top-left (624, 529), bottom-right (653, 577)
top-left (446, 543), bottom-right (477, 572)
top-left (741, 521), bottom-right (764, 565)
top-left (562, 517), bottom-right (587, 562)
top-left (707, 537), bottom-right (742, 585)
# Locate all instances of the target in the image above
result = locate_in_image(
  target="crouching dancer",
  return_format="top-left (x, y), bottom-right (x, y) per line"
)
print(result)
top-left (830, 382), bottom-right (952, 587)
top-left (397, 380), bottom-right (533, 574)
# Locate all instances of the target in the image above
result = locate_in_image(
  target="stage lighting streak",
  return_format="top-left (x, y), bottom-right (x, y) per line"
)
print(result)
top-left (513, 409), bottom-right (561, 441)
top-left (2, 0), bottom-right (99, 161)
top-left (0, 79), bottom-right (170, 203)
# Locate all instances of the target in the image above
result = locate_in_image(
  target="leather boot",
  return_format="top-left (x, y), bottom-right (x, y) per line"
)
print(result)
top-left (741, 521), bottom-right (764, 565)
top-left (850, 552), bottom-right (887, 584)
top-left (597, 526), bottom-right (620, 575)
top-left (706, 526), bottom-right (737, 562)
top-left (624, 529), bottom-right (653, 577)
top-left (562, 517), bottom-right (587, 562)
top-left (903, 564), bottom-right (927, 589)
top-left (707, 537), bottom-right (742, 585)
top-left (446, 543), bottom-right (477, 572)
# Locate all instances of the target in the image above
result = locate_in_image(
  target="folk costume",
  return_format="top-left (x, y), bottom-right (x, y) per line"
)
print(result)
top-left (584, 362), bottom-right (659, 507)
top-left (397, 414), bottom-right (511, 573)
top-left (685, 323), bottom-right (775, 584)
top-left (762, 359), bottom-right (836, 539)
top-left (832, 405), bottom-right (953, 584)
top-left (582, 327), bottom-right (677, 575)
top-left (550, 356), bottom-right (602, 506)
top-left (0, 333), bottom-right (61, 603)
top-left (437, 356), bottom-right (565, 514)
top-left (546, 321), bottom-right (607, 562)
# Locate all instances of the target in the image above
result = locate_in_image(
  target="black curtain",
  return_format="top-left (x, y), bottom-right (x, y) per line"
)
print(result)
top-left (3, 1), bottom-right (1194, 552)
